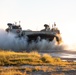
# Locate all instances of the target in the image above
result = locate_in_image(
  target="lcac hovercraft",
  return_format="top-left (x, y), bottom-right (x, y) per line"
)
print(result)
top-left (6, 22), bottom-right (62, 44)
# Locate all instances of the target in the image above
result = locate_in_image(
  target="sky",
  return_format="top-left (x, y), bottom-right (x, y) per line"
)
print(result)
top-left (0, 0), bottom-right (76, 43)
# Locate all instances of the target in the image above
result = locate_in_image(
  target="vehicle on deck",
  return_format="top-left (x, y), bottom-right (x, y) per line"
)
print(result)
top-left (6, 22), bottom-right (62, 44)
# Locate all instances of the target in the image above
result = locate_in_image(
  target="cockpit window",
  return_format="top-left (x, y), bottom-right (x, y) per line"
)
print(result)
top-left (12, 26), bottom-right (21, 29)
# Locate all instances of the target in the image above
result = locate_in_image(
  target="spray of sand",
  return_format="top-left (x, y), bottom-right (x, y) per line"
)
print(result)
top-left (0, 29), bottom-right (28, 51)
top-left (0, 29), bottom-right (75, 52)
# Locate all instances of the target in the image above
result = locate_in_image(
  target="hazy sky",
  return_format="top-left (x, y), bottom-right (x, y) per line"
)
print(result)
top-left (0, 0), bottom-right (76, 43)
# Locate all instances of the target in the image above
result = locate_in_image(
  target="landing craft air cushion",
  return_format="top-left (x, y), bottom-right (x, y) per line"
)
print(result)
top-left (6, 22), bottom-right (62, 44)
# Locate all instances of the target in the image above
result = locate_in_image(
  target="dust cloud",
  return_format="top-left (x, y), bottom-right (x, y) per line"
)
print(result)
top-left (0, 29), bottom-right (72, 52)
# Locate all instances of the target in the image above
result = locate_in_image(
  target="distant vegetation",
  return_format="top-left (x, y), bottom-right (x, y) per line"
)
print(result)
top-left (0, 50), bottom-right (76, 75)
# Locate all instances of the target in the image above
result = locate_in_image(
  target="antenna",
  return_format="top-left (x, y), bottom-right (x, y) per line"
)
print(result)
top-left (52, 24), bottom-right (53, 28)
top-left (54, 22), bottom-right (56, 26)
top-left (15, 22), bottom-right (17, 25)
top-left (19, 21), bottom-right (21, 25)
top-left (49, 23), bottom-right (51, 28)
